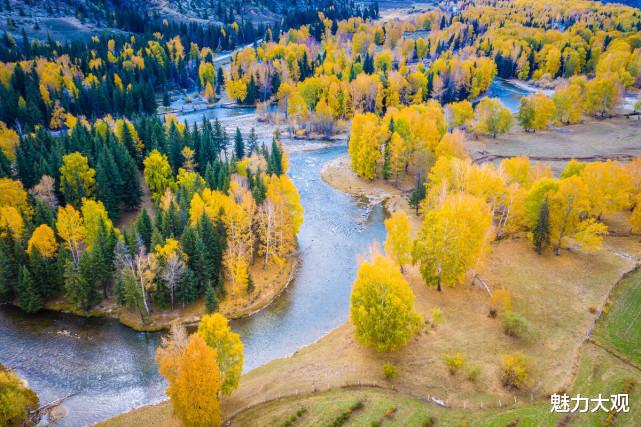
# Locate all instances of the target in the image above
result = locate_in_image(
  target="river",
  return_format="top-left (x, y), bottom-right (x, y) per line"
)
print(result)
top-left (0, 76), bottom-right (527, 426)
top-left (0, 144), bottom-right (387, 427)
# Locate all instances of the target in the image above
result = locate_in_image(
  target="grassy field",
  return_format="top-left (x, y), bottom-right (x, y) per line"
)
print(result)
top-left (228, 341), bottom-right (641, 427)
top-left (593, 268), bottom-right (641, 366)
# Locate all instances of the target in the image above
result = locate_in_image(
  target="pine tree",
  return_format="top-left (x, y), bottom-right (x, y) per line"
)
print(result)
top-left (247, 272), bottom-right (255, 294)
top-left (135, 209), bottom-right (153, 250)
top-left (17, 266), bottom-right (43, 313)
top-left (28, 247), bottom-right (61, 300)
top-left (64, 256), bottom-right (95, 313)
top-left (247, 127), bottom-right (258, 156)
top-left (533, 198), bottom-right (551, 255)
top-left (92, 219), bottom-right (116, 299)
top-left (205, 281), bottom-right (217, 313)
top-left (268, 138), bottom-right (282, 175)
top-left (408, 174), bottom-right (426, 215)
top-left (234, 127), bottom-right (244, 159)
top-left (178, 268), bottom-right (199, 306)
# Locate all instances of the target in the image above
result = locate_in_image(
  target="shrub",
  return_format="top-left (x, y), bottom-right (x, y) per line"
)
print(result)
top-left (350, 401), bottom-right (364, 411)
top-left (383, 363), bottom-right (398, 380)
top-left (430, 307), bottom-right (444, 328)
top-left (501, 311), bottom-right (528, 337)
top-left (443, 352), bottom-right (465, 375)
top-left (500, 353), bottom-right (530, 389)
top-left (588, 306), bottom-right (597, 314)
top-left (423, 415), bottom-right (437, 427)
top-left (466, 366), bottom-right (480, 382)
top-left (489, 288), bottom-right (512, 312)
top-left (384, 407), bottom-right (398, 418)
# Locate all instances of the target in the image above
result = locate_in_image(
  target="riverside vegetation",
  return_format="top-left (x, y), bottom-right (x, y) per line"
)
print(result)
top-left (2, 0), bottom-right (641, 426)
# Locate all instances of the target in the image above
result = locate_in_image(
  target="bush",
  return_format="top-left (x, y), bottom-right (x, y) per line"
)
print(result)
top-left (466, 366), bottom-right (480, 382)
top-left (0, 366), bottom-right (39, 427)
top-left (501, 311), bottom-right (528, 337)
top-left (430, 307), bottom-right (443, 328)
top-left (350, 400), bottom-right (364, 411)
top-left (443, 352), bottom-right (465, 375)
top-left (500, 353), bottom-right (530, 389)
top-left (423, 415), bottom-right (437, 427)
top-left (383, 363), bottom-right (398, 380)
top-left (489, 288), bottom-right (512, 312)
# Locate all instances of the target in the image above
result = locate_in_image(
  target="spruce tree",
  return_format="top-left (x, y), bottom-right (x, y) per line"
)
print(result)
top-left (408, 174), bottom-right (426, 215)
top-left (533, 198), bottom-right (551, 255)
top-left (234, 127), bottom-right (245, 159)
top-left (205, 281), bottom-right (217, 313)
top-left (135, 209), bottom-right (153, 250)
top-left (268, 138), bottom-right (283, 175)
top-left (247, 272), bottom-right (255, 294)
top-left (17, 266), bottom-right (43, 313)
top-left (247, 127), bottom-right (258, 156)
top-left (64, 256), bottom-right (95, 313)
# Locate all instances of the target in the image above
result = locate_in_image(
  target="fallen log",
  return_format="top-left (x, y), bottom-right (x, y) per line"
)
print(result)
top-left (30, 392), bottom-right (76, 416)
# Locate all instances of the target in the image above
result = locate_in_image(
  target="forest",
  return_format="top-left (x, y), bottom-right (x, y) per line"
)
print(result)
top-left (1, 0), bottom-right (641, 426)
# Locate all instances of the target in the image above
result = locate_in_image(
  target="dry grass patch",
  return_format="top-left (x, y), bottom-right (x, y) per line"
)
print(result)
top-left (467, 117), bottom-right (641, 174)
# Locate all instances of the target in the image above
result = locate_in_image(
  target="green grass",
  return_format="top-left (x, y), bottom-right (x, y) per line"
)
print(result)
top-left (594, 269), bottom-right (641, 365)
top-left (231, 340), bottom-right (641, 427)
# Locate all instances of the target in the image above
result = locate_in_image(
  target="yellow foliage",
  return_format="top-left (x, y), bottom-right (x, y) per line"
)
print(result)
top-left (0, 206), bottom-right (24, 240)
top-left (350, 254), bottom-right (422, 352)
top-left (197, 313), bottom-right (244, 395)
top-left (384, 210), bottom-right (412, 268)
top-left (157, 334), bottom-right (222, 427)
top-left (27, 224), bottom-right (58, 258)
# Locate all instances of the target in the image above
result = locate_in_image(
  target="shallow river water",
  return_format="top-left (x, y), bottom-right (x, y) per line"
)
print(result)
top-left (0, 145), bottom-right (387, 426)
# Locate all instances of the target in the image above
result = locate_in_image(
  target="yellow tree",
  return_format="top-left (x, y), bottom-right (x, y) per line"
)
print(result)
top-left (257, 174), bottom-right (303, 267)
top-left (223, 183), bottom-right (255, 294)
top-left (27, 224), bottom-right (58, 258)
top-left (580, 161), bottom-right (631, 218)
top-left (446, 100), bottom-right (474, 129)
top-left (350, 254), bottom-right (422, 352)
top-left (584, 75), bottom-right (622, 118)
top-left (0, 206), bottom-right (24, 240)
top-left (59, 152), bottom-right (96, 206)
top-left (472, 97), bottom-right (512, 138)
top-left (80, 198), bottom-right (114, 251)
top-left (56, 205), bottom-right (86, 266)
top-left (435, 131), bottom-right (468, 160)
top-left (144, 150), bottom-right (176, 203)
top-left (0, 178), bottom-right (30, 214)
top-left (157, 331), bottom-right (222, 427)
top-left (348, 113), bottom-right (386, 179)
top-left (384, 210), bottom-right (412, 271)
top-left (547, 175), bottom-right (590, 255)
top-left (412, 193), bottom-right (492, 291)
top-left (0, 121), bottom-right (18, 161)
top-left (197, 313), bottom-right (244, 395)
top-left (518, 94), bottom-right (555, 132)
top-left (553, 80), bottom-right (585, 124)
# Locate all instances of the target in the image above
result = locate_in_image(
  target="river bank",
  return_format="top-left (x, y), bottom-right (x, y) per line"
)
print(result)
top-left (29, 254), bottom-right (300, 333)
